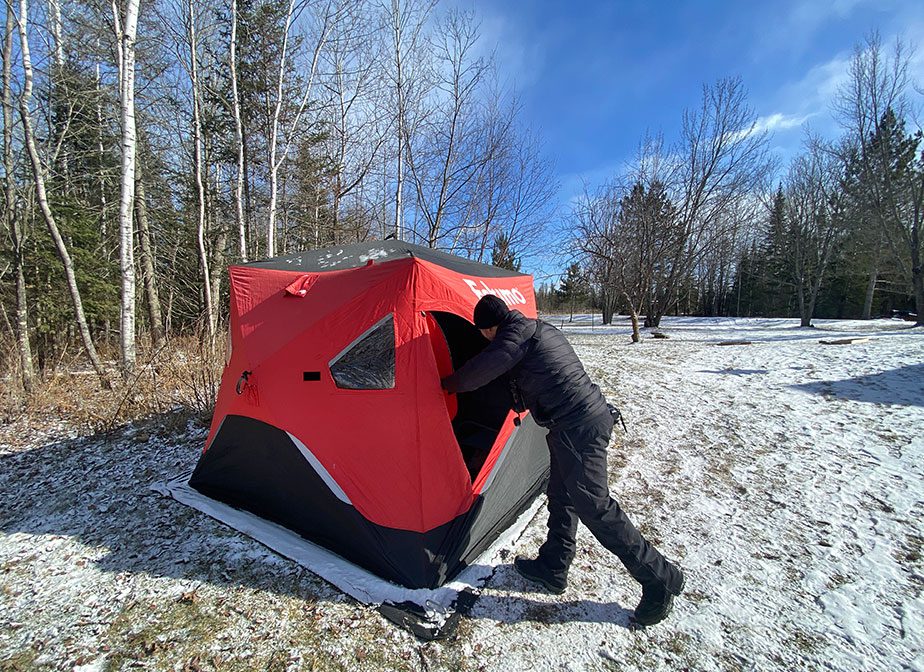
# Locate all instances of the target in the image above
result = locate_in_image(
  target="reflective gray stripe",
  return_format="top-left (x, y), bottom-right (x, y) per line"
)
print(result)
top-left (480, 425), bottom-right (519, 493)
top-left (286, 432), bottom-right (352, 505)
top-left (328, 314), bottom-right (393, 368)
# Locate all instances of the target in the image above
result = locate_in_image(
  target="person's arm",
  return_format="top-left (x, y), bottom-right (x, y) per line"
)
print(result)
top-left (441, 326), bottom-right (529, 394)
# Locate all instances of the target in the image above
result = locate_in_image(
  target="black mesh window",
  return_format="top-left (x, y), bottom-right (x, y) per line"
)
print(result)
top-left (330, 315), bottom-right (395, 389)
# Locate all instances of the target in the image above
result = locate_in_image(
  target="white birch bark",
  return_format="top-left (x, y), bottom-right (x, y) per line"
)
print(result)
top-left (115, 0), bottom-right (140, 378)
top-left (266, 0), bottom-right (335, 257)
top-left (15, 0), bottom-right (110, 387)
top-left (391, 0), bottom-right (404, 241)
top-left (188, 0), bottom-right (213, 337)
top-left (95, 58), bottom-right (109, 236)
top-left (229, 0), bottom-right (246, 261)
top-left (48, 0), bottom-right (63, 71)
top-left (321, 8), bottom-right (387, 244)
top-left (3, 4), bottom-right (34, 392)
top-left (385, 0), bottom-right (434, 243)
top-left (265, 0), bottom-right (296, 258)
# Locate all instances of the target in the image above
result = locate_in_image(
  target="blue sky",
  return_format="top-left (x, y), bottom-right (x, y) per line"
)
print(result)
top-left (456, 0), bottom-right (924, 280)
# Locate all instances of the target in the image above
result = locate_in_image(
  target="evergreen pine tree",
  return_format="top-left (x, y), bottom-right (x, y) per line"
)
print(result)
top-left (763, 185), bottom-right (792, 316)
top-left (557, 263), bottom-right (588, 321)
top-left (491, 232), bottom-right (521, 272)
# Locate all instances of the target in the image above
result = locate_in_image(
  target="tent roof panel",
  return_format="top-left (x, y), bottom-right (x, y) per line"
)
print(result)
top-left (243, 241), bottom-right (526, 278)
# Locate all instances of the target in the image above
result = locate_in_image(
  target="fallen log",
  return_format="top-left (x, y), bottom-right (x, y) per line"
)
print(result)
top-left (819, 337), bottom-right (871, 345)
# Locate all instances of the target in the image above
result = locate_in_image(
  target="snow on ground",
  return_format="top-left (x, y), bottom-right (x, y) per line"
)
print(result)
top-left (1, 317), bottom-right (922, 671)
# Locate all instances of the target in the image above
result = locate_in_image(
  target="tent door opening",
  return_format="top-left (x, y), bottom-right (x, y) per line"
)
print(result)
top-left (427, 311), bottom-right (514, 482)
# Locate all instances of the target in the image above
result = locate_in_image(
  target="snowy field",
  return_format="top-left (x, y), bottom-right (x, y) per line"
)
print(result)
top-left (1, 316), bottom-right (922, 671)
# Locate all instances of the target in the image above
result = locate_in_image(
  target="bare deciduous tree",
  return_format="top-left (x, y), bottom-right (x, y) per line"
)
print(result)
top-left (114, 0), bottom-right (141, 377)
top-left (15, 0), bottom-right (110, 387)
top-left (406, 9), bottom-right (490, 247)
top-left (229, 0), bottom-right (247, 261)
top-left (134, 154), bottom-right (164, 348)
top-left (384, 0), bottom-right (434, 241)
top-left (265, 0), bottom-right (337, 257)
top-left (3, 2), bottom-right (35, 392)
top-left (781, 140), bottom-right (847, 327)
top-left (646, 77), bottom-right (772, 326)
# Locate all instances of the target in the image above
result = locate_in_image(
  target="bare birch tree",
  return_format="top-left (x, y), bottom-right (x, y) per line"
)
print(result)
top-left (229, 0), bottom-right (247, 261)
top-left (321, 3), bottom-right (387, 241)
top-left (645, 77), bottom-right (771, 326)
top-left (384, 0), bottom-right (434, 241)
top-left (781, 141), bottom-right (847, 327)
top-left (3, 2), bottom-right (34, 391)
top-left (184, 0), bottom-right (213, 337)
top-left (265, 0), bottom-right (337, 257)
top-left (47, 0), bottom-right (63, 71)
top-left (15, 0), bottom-right (110, 387)
top-left (114, 0), bottom-right (141, 377)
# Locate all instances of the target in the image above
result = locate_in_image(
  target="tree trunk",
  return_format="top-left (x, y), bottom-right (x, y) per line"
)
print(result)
top-left (47, 0), bottom-right (62, 71)
top-left (912, 240), bottom-right (923, 327)
top-left (188, 0), bottom-right (213, 338)
top-left (391, 0), bottom-right (405, 241)
top-left (3, 4), bottom-right (34, 392)
top-left (797, 283), bottom-right (811, 327)
top-left (265, 0), bottom-right (296, 258)
top-left (134, 158), bottom-right (164, 348)
top-left (96, 56), bottom-right (109, 237)
top-left (16, 0), bottom-right (110, 388)
top-left (862, 265), bottom-right (878, 320)
top-left (208, 208), bottom-right (227, 332)
top-left (624, 293), bottom-right (640, 343)
top-left (601, 290), bottom-right (615, 325)
top-left (242, 130), bottom-right (253, 255)
top-left (229, 0), bottom-right (247, 262)
top-left (115, 0), bottom-right (140, 378)
top-left (265, 0), bottom-right (330, 256)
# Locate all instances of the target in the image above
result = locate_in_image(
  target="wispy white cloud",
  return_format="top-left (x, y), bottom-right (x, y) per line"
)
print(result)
top-left (755, 20), bottom-right (924, 167)
top-left (770, 51), bottom-right (855, 130)
top-left (470, 7), bottom-right (546, 90)
top-left (788, 0), bottom-right (874, 31)
top-left (755, 0), bottom-right (889, 58)
top-left (729, 112), bottom-right (815, 142)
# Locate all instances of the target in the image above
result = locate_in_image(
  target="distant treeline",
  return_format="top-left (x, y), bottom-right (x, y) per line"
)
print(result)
top-left (567, 34), bottom-right (922, 341)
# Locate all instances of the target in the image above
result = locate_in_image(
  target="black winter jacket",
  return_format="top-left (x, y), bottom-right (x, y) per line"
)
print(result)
top-left (441, 310), bottom-right (609, 429)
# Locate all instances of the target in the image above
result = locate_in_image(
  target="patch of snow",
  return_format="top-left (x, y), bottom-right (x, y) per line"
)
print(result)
top-left (152, 472), bottom-right (543, 625)
top-left (359, 248), bottom-right (390, 263)
top-left (0, 317), bottom-right (921, 670)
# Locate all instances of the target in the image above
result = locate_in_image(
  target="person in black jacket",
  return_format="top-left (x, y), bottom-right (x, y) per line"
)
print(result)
top-left (441, 294), bottom-right (684, 626)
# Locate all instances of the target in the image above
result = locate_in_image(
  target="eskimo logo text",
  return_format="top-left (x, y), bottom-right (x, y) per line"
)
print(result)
top-left (463, 279), bottom-right (527, 306)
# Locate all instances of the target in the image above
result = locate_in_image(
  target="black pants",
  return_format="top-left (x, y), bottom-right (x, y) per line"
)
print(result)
top-left (536, 410), bottom-right (680, 591)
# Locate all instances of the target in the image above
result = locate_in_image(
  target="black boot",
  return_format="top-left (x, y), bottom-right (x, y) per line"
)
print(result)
top-left (632, 566), bottom-right (685, 627)
top-left (513, 556), bottom-right (567, 595)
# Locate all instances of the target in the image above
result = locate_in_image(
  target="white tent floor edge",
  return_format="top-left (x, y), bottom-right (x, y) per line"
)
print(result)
top-left (152, 472), bottom-right (544, 622)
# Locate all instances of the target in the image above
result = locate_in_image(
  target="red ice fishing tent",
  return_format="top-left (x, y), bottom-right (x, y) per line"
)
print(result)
top-left (190, 241), bottom-right (550, 589)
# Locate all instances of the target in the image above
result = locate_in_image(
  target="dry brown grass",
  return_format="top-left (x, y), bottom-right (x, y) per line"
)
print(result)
top-left (0, 335), bottom-right (226, 440)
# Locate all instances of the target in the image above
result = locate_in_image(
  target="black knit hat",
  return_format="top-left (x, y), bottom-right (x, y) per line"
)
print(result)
top-left (473, 294), bottom-right (509, 329)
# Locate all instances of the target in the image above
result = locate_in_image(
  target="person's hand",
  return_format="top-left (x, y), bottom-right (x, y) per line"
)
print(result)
top-left (441, 375), bottom-right (458, 394)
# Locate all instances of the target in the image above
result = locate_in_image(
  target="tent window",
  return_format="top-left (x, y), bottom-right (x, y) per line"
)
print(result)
top-left (330, 315), bottom-right (396, 389)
